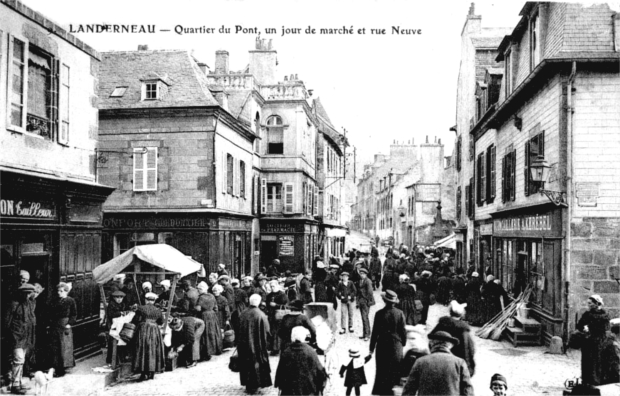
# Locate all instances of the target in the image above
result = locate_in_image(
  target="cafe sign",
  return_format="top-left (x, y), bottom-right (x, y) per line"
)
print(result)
top-left (493, 209), bottom-right (561, 238)
top-left (0, 199), bottom-right (56, 219)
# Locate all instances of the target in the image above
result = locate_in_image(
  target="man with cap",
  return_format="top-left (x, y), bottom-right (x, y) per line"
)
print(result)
top-left (105, 290), bottom-right (127, 367)
top-left (337, 271), bottom-right (357, 334)
top-left (4, 283), bottom-right (37, 394)
top-left (253, 274), bottom-right (268, 302)
top-left (217, 263), bottom-right (228, 277)
top-left (402, 330), bottom-right (474, 396)
top-left (414, 270), bottom-right (435, 325)
top-left (170, 315), bottom-right (205, 368)
top-left (356, 267), bottom-right (375, 341)
top-left (490, 373), bottom-right (508, 396)
top-left (431, 300), bottom-right (476, 377)
top-left (299, 270), bottom-right (313, 304)
top-left (267, 259), bottom-right (281, 278)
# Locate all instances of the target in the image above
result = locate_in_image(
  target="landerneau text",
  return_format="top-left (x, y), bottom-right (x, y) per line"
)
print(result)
top-left (70, 24), bottom-right (156, 33)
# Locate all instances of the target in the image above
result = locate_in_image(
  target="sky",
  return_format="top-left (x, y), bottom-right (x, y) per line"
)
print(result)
top-left (18, 0), bottom-right (532, 170)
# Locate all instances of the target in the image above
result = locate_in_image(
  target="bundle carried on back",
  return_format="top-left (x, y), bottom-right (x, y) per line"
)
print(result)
top-left (476, 284), bottom-right (533, 340)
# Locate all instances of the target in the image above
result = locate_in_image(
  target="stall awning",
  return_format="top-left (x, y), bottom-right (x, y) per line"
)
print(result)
top-left (325, 228), bottom-right (347, 238)
top-left (93, 244), bottom-right (202, 284)
top-left (433, 233), bottom-right (456, 249)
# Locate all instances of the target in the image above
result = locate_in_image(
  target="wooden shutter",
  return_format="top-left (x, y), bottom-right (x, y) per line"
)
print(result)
top-left (221, 152), bottom-right (227, 194)
top-left (524, 140), bottom-right (531, 196)
top-left (501, 155), bottom-right (506, 203)
top-left (481, 152), bottom-right (486, 204)
top-left (7, 35), bottom-right (29, 131)
top-left (465, 185), bottom-right (470, 218)
top-left (133, 149), bottom-right (145, 191)
top-left (252, 175), bottom-right (258, 213)
top-left (490, 146), bottom-right (496, 201)
top-left (59, 63), bottom-right (69, 145)
top-left (313, 185), bottom-right (319, 216)
top-left (302, 182), bottom-right (307, 214)
top-left (476, 155), bottom-right (482, 206)
top-left (469, 177), bottom-right (474, 216)
top-left (260, 178), bottom-right (267, 213)
top-left (510, 150), bottom-right (516, 201)
top-left (307, 184), bottom-right (312, 216)
top-left (145, 147), bottom-right (158, 190)
top-left (456, 186), bottom-right (462, 219)
top-left (284, 183), bottom-right (294, 213)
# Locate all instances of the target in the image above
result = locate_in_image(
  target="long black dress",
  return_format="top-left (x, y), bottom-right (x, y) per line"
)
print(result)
top-left (369, 305), bottom-right (407, 395)
top-left (49, 296), bottom-right (77, 373)
top-left (275, 342), bottom-right (327, 395)
top-left (238, 307), bottom-right (272, 391)
top-left (464, 277), bottom-right (483, 325)
top-left (395, 283), bottom-right (417, 326)
top-left (131, 304), bottom-right (165, 374)
top-left (266, 291), bottom-right (288, 353)
top-left (576, 308), bottom-right (611, 385)
top-left (195, 292), bottom-right (222, 358)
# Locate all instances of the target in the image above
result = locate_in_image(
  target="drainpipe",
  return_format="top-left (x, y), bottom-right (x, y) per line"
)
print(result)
top-left (563, 61), bottom-right (576, 351)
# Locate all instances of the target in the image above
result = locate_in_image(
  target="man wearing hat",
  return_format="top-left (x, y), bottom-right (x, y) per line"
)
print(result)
top-left (490, 373), bottom-right (508, 396)
top-left (278, 300), bottom-right (316, 354)
top-left (325, 264), bottom-right (340, 310)
top-left (337, 272), bottom-right (357, 334)
top-left (105, 290), bottom-right (127, 366)
top-left (218, 275), bottom-right (235, 313)
top-left (170, 315), bottom-right (205, 368)
top-left (299, 270), bottom-right (313, 304)
top-left (402, 331), bottom-right (474, 396)
top-left (356, 268), bottom-right (375, 341)
top-left (431, 300), bottom-right (476, 377)
top-left (5, 283), bottom-right (37, 394)
top-left (217, 263), bottom-right (228, 277)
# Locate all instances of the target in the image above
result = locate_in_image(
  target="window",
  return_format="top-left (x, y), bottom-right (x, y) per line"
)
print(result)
top-left (486, 145), bottom-right (496, 202)
top-left (505, 50), bottom-right (512, 97)
top-left (59, 64), bottom-right (69, 145)
top-left (456, 136), bottom-right (462, 171)
top-left (465, 184), bottom-right (471, 218)
top-left (266, 115), bottom-right (283, 154)
top-left (225, 154), bottom-right (234, 194)
top-left (133, 147), bottom-right (157, 191)
top-left (476, 153), bottom-right (486, 206)
top-left (469, 137), bottom-right (474, 161)
top-left (110, 86), bottom-right (128, 98)
top-left (530, 12), bottom-right (541, 70)
top-left (502, 149), bottom-right (517, 202)
top-left (254, 112), bottom-right (261, 153)
top-left (284, 183), bottom-right (294, 213)
top-left (456, 186), bottom-right (462, 219)
top-left (266, 183), bottom-right (283, 213)
top-left (144, 81), bottom-right (158, 100)
top-left (240, 161), bottom-right (246, 198)
top-left (525, 131), bottom-right (545, 196)
top-left (7, 36), bottom-right (59, 140)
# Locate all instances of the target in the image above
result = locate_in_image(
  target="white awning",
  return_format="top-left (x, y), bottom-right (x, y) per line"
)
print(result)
top-left (325, 228), bottom-right (347, 238)
top-left (433, 233), bottom-right (456, 249)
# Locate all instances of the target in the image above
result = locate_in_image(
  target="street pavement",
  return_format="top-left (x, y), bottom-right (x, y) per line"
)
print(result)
top-left (21, 287), bottom-right (582, 396)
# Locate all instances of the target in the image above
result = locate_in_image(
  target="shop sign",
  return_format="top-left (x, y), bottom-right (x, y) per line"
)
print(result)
top-left (493, 210), bottom-right (561, 238)
top-left (260, 222), bottom-right (303, 234)
top-left (103, 217), bottom-right (215, 229)
top-left (480, 223), bottom-right (493, 236)
top-left (220, 218), bottom-right (251, 230)
top-left (279, 236), bottom-right (295, 256)
top-left (261, 235), bottom-right (277, 241)
top-left (0, 199), bottom-right (56, 219)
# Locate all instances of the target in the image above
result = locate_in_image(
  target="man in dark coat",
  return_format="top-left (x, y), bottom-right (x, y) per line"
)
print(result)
top-left (5, 284), bottom-right (37, 395)
top-left (299, 271), bottom-right (313, 304)
top-left (238, 294), bottom-right (272, 394)
top-left (430, 301), bottom-right (476, 377)
top-left (218, 275), bottom-right (236, 313)
top-left (414, 271), bottom-right (435, 325)
top-left (170, 316), bottom-right (205, 368)
top-left (356, 268), bottom-right (375, 341)
top-left (274, 326), bottom-right (327, 395)
top-left (369, 255), bottom-right (382, 290)
top-left (402, 331), bottom-right (474, 396)
top-left (369, 290), bottom-right (406, 395)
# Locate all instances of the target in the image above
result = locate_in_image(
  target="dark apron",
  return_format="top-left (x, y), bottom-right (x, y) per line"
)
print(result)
top-left (51, 317), bottom-right (75, 369)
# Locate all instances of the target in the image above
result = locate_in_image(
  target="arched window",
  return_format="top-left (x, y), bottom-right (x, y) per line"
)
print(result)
top-left (266, 115), bottom-right (283, 154)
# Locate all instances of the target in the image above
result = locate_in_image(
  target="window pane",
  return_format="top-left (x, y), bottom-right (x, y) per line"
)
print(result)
top-left (10, 105), bottom-right (23, 127)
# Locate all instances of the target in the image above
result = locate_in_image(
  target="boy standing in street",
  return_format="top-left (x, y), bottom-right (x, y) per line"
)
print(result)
top-left (356, 268), bottom-right (375, 341)
top-left (337, 272), bottom-right (357, 334)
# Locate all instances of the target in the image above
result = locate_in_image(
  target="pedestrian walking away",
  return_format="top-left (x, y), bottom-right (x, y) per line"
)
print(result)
top-left (237, 294), bottom-right (272, 394)
top-left (430, 300), bottom-right (476, 377)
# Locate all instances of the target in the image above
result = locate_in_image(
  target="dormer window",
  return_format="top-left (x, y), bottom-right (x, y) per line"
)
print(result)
top-left (143, 81), bottom-right (159, 100)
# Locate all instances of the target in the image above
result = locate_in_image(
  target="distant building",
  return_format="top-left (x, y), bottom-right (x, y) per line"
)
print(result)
top-left (0, 0), bottom-right (114, 358)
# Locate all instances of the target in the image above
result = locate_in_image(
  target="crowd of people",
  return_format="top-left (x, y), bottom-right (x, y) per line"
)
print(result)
top-left (3, 243), bottom-right (619, 396)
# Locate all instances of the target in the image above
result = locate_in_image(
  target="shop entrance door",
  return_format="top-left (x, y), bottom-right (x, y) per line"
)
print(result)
top-left (261, 240), bottom-right (277, 270)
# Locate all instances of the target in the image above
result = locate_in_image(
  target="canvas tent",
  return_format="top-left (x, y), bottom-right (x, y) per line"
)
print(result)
top-left (433, 233), bottom-right (456, 250)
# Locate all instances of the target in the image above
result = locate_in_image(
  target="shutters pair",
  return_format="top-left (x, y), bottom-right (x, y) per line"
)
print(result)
top-left (221, 153), bottom-right (245, 197)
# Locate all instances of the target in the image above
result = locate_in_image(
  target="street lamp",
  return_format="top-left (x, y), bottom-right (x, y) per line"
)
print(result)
top-left (530, 155), bottom-right (568, 207)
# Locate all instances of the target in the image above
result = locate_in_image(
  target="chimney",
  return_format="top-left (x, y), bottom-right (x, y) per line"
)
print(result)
top-left (137, 45), bottom-right (149, 51)
top-left (468, 2), bottom-right (475, 16)
top-left (197, 62), bottom-right (209, 75)
top-left (249, 39), bottom-right (277, 85)
top-left (215, 50), bottom-right (229, 74)
top-left (426, 135), bottom-right (429, 143)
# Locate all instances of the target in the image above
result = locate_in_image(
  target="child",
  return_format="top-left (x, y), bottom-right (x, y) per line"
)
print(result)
top-left (336, 272), bottom-right (357, 334)
top-left (490, 373), bottom-right (508, 396)
top-left (340, 348), bottom-right (371, 396)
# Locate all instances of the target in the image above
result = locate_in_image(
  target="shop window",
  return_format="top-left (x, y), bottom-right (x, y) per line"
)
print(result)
top-left (7, 36), bottom-right (59, 140)
top-left (266, 183), bottom-right (283, 213)
top-left (524, 131), bottom-right (545, 196)
top-left (266, 115), bottom-right (284, 154)
top-left (502, 149), bottom-right (516, 202)
top-left (133, 147), bottom-right (158, 191)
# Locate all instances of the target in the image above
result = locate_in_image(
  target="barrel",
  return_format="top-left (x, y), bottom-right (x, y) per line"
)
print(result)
top-left (119, 323), bottom-right (136, 343)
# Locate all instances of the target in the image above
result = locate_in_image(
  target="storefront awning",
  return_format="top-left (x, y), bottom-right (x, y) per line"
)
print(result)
top-left (433, 233), bottom-right (456, 249)
top-left (93, 244), bottom-right (202, 284)
top-left (325, 228), bottom-right (347, 238)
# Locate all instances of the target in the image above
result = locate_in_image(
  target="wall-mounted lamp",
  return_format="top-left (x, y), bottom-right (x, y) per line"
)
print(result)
top-left (530, 155), bottom-right (567, 207)
top-left (513, 115), bottom-right (522, 131)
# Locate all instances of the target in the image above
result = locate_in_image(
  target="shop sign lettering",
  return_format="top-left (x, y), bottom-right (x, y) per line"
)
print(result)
top-left (494, 214), bottom-right (551, 232)
top-left (260, 223), bottom-right (302, 233)
top-left (103, 217), bottom-right (213, 229)
top-left (279, 235), bottom-right (294, 256)
top-left (0, 199), bottom-right (55, 218)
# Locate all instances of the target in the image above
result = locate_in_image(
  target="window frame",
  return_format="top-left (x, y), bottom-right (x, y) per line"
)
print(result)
top-left (240, 160), bottom-right (246, 198)
top-left (266, 115), bottom-right (284, 155)
top-left (504, 49), bottom-right (513, 97)
top-left (133, 147), bottom-right (158, 191)
top-left (226, 154), bottom-right (234, 195)
top-left (59, 63), bottom-right (70, 145)
top-left (529, 11), bottom-right (541, 70)
top-left (266, 183), bottom-right (283, 213)
top-left (143, 81), bottom-right (159, 100)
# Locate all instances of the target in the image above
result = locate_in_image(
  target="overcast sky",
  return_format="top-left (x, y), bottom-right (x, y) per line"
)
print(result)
top-left (21, 0), bottom-right (534, 169)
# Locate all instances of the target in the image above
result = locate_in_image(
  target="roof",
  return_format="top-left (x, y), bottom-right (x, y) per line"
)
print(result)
top-left (486, 67), bottom-right (504, 75)
top-left (313, 98), bottom-right (334, 128)
top-left (99, 50), bottom-right (220, 110)
top-left (471, 36), bottom-right (505, 49)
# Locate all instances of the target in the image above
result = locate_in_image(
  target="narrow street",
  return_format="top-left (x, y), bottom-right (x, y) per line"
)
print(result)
top-left (42, 286), bottom-right (581, 396)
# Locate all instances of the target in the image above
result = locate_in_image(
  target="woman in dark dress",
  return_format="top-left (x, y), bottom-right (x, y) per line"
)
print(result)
top-left (576, 294), bottom-right (611, 386)
top-left (49, 282), bottom-right (77, 377)
top-left (395, 275), bottom-right (417, 326)
top-left (278, 300), bottom-right (316, 354)
top-left (369, 290), bottom-right (407, 395)
top-left (212, 284), bottom-right (230, 331)
top-left (266, 280), bottom-right (289, 355)
top-left (131, 292), bottom-right (165, 381)
top-left (464, 272), bottom-right (483, 325)
top-left (313, 262), bottom-right (329, 303)
top-left (195, 282), bottom-right (222, 360)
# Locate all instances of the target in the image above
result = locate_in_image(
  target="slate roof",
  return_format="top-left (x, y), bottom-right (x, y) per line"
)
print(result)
top-left (313, 98), bottom-right (334, 128)
top-left (99, 50), bottom-right (220, 110)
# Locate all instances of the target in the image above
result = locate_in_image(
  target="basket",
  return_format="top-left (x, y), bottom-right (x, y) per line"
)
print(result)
top-left (119, 323), bottom-right (136, 343)
top-left (223, 324), bottom-right (235, 348)
top-left (228, 348), bottom-right (240, 372)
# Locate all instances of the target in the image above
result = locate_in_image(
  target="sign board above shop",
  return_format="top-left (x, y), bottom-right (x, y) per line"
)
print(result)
top-left (492, 208), bottom-right (562, 238)
top-left (0, 198), bottom-right (56, 220)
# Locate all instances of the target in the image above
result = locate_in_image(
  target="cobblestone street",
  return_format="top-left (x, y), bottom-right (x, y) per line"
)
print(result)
top-left (35, 287), bottom-right (585, 396)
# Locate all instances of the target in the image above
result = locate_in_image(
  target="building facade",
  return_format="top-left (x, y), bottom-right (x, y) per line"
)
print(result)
top-left (468, 2), bottom-right (620, 343)
top-left (0, 0), bottom-right (114, 358)
top-left (97, 48), bottom-right (256, 281)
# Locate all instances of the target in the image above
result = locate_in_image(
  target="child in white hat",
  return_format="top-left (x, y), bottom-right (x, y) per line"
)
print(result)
top-left (339, 347), bottom-right (371, 396)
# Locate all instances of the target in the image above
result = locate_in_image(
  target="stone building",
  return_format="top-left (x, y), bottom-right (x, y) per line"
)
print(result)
top-left (97, 48), bottom-right (256, 280)
top-left (206, 39), bottom-right (320, 273)
top-left (469, 2), bottom-right (620, 343)
top-left (0, 0), bottom-right (114, 358)
top-left (452, 3), bottom-right (511, 268)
